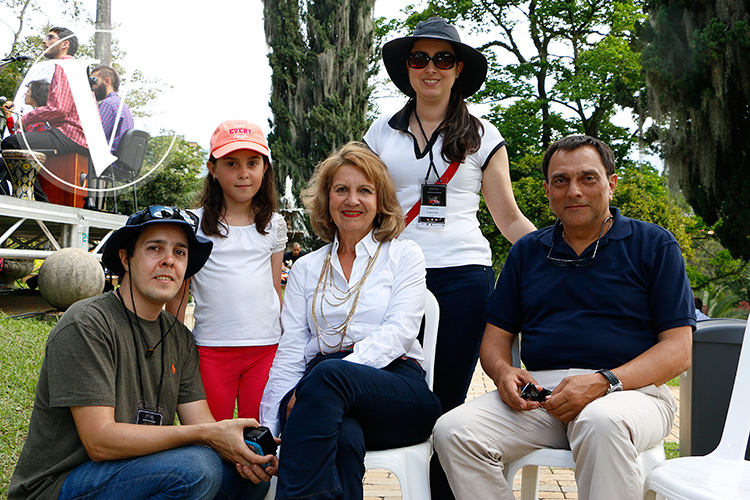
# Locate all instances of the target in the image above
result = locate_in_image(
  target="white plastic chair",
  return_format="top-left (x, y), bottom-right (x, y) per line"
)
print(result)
top-left (363, 289), bottom-right (440, 500)
top-left (504, 335), bottom-right (666, 500)
top-left (504, 443), bottom-right (666, 500)
top-left (263, 290), bottom-right (440, 500)
top-left (643, 315), bottom-right (750, 500)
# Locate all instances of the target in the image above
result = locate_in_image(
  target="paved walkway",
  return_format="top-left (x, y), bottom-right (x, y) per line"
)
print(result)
top-left (363, 363), bottom-right (680, 500)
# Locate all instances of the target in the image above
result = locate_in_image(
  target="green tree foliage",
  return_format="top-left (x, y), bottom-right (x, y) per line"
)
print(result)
top-left (406, 0), bottom-right (646, 156)
top-left (612, 164), bottom-right (693, 257)
top-left (641, 0), bottom-right (750, 259)
top-left (1, 0), bottom-right (84, 99)
top-left (695, 285), bottom-right (749, 319)
top-left (0, 34), bottom-right (42, 108)
top-left (481, 161), bottom-right (695, 272)
top-left (263, 0), bottom-right (377, 193)
top-left (0, 59), bottom-right (29, 111)
top-left (2, 0), bottom-right (84, 54)
top-left (687, 227), bottom-right (749, 304)
top-left (114, 134), bottom-right (204, 213)
top-left (397, 1), bottom-right (684, 271)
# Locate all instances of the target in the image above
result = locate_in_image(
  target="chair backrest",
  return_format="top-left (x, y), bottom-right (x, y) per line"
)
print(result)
top-left (421, 290), bottom-right (440, 390)
top-left (115, 129), bottom-right (149, 174)
top-left (712, 313), bottom-right (750, 459)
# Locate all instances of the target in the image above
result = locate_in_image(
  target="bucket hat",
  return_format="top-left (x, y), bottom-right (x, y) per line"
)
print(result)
top-left (382, 17), bottom-right (487, 99)
top-left (102, 205), bottom-right (213, 278)
top-left (210, 120), bottom-right (270, 159)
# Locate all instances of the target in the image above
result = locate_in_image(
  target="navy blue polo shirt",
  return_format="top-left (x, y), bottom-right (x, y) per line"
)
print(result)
top-left (487, 207), bottom-right (696, 371)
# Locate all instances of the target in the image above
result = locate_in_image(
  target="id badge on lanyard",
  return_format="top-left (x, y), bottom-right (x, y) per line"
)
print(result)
top-left (135, 401), bottom-right (165, 426)
top-left (411, 112), bottom-right (458, 230)
top-left (417, 183), bottom-right (447, 228)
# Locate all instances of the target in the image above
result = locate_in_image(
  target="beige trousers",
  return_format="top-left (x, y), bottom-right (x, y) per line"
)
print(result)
top-left (433, 369), bottom-right (676, 500)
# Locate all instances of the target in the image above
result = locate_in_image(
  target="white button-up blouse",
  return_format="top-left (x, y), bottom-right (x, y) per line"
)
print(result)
top-left (260, 231), bottom-right (427, 435)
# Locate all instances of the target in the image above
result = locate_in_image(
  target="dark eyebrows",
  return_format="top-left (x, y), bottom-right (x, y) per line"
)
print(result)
top-left (221, 154), bottom-right (262, 161)
top-left (550, 168), bottom-right (601, 180)
top-left (580, 168), bottom-right (601, 177)
top-left (142, 237), bottom-right (188, 249)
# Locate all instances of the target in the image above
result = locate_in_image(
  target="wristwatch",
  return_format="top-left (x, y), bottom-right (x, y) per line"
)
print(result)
top-left (596, 369), bottom-right (623, 394)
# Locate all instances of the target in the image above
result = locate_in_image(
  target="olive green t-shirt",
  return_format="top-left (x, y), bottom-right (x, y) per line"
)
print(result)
top-left (8, 291), bottom-right (205, 500)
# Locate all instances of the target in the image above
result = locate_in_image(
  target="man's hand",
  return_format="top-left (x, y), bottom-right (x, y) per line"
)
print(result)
top-left (479, 324), bottom-right (543, 411)
top-left (493, 365), bottom-right (544, 412)
top-left (541, 373), bottom-right (609, 422)
top-left (204, 418), bottom-right (278, 483)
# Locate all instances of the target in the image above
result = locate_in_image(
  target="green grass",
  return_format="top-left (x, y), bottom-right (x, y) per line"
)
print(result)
top-left (0, 313), bottom-right (56, 498)
top-left (666, 375), bottom-right (681, 387)
top-left (664, 441), bottom-right (680, 460)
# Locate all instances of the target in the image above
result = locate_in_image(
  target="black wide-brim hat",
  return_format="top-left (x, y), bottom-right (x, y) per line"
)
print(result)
top-left (382, 17), bottom-right (488, 99)
top-left (101, 206), bottom-right (213, 279)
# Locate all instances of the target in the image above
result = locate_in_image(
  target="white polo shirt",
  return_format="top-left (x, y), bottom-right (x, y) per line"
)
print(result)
top-left (364, 106), bottom-right (506, 268)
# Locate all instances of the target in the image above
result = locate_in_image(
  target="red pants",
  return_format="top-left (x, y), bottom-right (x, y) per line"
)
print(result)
top-left (197, 344), bottom-right (278, 421)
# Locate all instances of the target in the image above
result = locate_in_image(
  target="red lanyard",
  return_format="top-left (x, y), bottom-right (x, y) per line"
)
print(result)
top-left (404, 161), bottom-right (460, 226)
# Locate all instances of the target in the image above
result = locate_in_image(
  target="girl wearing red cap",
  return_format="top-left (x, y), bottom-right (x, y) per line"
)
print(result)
top-left (169, 120), bottom-right (287, 421)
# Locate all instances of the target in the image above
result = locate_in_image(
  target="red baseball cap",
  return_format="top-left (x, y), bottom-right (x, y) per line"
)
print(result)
top-left (210, 120), bottom-right (270, 159)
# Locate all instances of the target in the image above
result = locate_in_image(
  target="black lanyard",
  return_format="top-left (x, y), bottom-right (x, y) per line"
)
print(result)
top-left (116, 289), bottom-right (166, 409)
top-left (414, 111), bottom-right (444, 183)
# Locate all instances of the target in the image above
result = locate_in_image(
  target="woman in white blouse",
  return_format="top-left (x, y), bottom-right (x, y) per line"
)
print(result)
top-left (260, 142), bottom-right (442, 499)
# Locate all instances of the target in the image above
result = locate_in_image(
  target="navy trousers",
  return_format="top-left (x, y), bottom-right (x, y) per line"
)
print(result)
top-left (426, 264), bottom-right (495, 500)
top-left (275, 354), bottom-right (442, 500)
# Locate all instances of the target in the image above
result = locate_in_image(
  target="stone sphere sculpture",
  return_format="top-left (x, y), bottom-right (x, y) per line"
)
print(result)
top-left (38, 248), bottom-right (105, 310)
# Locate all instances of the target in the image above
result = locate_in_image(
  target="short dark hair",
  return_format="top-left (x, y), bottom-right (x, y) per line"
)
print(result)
top-left (28, 80), bottom-right (50, 107)
top-left (50, 27), bottom-right (78, 56)
top-left (92, 65), bottom-right (120, 91)
top-left (542, 135), bottom-right (616, 181)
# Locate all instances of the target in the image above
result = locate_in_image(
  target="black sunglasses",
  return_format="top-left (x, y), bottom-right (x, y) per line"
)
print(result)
top-left (407, 51), bottom-right (457, 70)
top-left (546, 216), bottom-right (613, 268)
top-left (128, 206), bottom-right (199, 233)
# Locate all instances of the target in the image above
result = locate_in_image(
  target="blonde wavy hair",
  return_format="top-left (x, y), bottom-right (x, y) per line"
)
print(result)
top-left (301, 142), bottom-right (404, 243)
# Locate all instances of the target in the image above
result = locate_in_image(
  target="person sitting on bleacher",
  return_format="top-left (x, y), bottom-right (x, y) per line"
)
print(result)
top-left (1, 27), bottom-right (88, 201)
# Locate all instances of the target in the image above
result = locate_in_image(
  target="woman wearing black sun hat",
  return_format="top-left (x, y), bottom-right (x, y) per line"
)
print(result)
top-left (364, 17), bottom-right (536, 499)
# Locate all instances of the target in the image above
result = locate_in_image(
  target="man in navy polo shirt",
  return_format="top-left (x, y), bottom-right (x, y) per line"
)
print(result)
top-left (433, 135), bottom-right (695, 500)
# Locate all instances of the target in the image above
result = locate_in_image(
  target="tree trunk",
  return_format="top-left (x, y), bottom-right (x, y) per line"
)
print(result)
top-left (95, 0), bottom-right (112, 67)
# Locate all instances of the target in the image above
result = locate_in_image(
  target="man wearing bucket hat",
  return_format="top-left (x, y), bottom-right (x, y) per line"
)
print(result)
top-left (9, 206), bottom-right (275, 500)
top-left (364, 17), bottom-right (536, 499)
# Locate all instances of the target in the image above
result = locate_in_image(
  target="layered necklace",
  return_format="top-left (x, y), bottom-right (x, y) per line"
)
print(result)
top-left (311, 241), bottom-right (383, 352)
